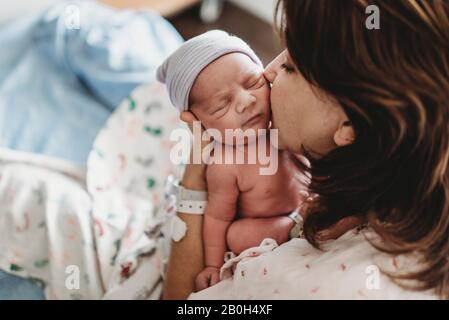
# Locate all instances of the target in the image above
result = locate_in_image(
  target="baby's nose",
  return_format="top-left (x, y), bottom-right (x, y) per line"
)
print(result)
top-left (236, 94), bottom-right (256, 113)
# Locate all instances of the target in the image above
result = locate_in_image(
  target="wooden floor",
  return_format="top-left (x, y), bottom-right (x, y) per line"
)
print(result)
top-left (169, 2), bottom-right (282, 65)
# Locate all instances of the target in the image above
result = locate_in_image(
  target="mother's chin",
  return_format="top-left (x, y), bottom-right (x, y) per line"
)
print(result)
top-left (269, 119), bottom-right (292, 152)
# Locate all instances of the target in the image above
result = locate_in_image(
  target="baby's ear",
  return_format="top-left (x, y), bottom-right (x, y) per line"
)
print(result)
top-left (180, 111), bottom-right (198, 124)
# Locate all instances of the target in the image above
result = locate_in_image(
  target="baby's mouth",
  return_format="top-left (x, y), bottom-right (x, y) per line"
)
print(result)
top-left (243, 114), bottom-right (262, 127)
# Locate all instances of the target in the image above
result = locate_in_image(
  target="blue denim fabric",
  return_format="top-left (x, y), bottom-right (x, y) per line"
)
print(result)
top-left (0, 1), bottom-right (182, 165)
top-left (0, 270), bottom-right (45, 300)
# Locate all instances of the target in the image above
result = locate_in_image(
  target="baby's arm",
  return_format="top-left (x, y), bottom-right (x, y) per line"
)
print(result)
top-left (195, 163), bottom-right (239, 290)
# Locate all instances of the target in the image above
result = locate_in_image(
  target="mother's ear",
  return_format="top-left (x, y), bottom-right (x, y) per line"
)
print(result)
top-left (334, 121), bottom-right (355, 147)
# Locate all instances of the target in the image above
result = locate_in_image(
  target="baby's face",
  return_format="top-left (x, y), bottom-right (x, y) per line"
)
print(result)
top-left (189, 52), bottom-right (271, 143)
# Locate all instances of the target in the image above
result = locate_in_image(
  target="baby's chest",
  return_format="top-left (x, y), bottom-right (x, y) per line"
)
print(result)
top-left (238, 163), bottom-right (292, 195)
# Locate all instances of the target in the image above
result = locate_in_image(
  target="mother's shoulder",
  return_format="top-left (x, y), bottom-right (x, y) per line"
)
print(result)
top-left (190, 229), bottom-right (438, 300)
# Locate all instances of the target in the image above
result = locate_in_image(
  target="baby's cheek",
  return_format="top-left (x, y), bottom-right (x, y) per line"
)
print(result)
top-left (262, 86), bottom-right (271, 106)
top-left (205, 122), bottom-right (232, 143)
top-left (256, 87), bottom-right (271, 111)
top-left (218, 116), bottom-right (241, 132)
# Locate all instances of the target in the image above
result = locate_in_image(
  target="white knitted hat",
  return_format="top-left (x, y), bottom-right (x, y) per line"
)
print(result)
top-left (156, 30), bottom-right (263, 112)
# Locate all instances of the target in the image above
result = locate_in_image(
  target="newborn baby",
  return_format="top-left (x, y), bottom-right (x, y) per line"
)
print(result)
top-left (157, 30), bottom-right (303, 290)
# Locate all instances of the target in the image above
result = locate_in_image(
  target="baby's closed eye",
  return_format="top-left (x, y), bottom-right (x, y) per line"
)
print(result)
top-left (210, 102), bottom-right (230, 117)
top-left (211, 105), bottom-right (226, 114)
top-left (247, 75), bottom-right (266, 89)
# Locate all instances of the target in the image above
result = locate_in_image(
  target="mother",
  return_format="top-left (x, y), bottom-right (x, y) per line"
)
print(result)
top-left (163, 0), bottom-right (449, 299)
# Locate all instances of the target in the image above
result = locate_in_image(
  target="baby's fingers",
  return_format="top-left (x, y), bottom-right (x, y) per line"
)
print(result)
top-left (209, 271), bottom-right (220, 287)
top-left (195, 273), bottom-right (209, 292)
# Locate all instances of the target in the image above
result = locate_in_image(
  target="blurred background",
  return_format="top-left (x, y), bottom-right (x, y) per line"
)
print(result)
top-left (0, 0), bottom-right (281, 64)
top-left (0, 0), bottom-right (282, 164)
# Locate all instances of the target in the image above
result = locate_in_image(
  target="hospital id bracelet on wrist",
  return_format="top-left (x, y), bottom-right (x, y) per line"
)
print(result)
top-left (164, 176), bottom-right (208, 242)
top-left (288, 208), bottom-right (304, 239)
top-left (176, 199), bottom-right (208, 214)
top-left (176, 184), bottom-right (208, 215)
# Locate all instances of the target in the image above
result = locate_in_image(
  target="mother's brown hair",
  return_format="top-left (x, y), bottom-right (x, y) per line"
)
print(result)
top-left (277, 0), bottom-right (449, 297)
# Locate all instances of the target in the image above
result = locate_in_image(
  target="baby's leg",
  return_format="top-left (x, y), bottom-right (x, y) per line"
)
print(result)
top-left (226, 216), bottom-right (295, 255)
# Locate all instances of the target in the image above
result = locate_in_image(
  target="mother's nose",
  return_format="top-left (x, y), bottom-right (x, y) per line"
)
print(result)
top-left (264, 50), bottom-right (287, 84)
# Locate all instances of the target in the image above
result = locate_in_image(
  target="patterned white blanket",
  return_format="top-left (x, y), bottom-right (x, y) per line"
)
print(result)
top-left (0, 83), bottom-right (183, 299)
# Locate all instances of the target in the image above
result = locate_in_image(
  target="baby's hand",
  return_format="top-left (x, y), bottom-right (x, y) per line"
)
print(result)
top-left (195, 266), bottom-right (221, 291)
